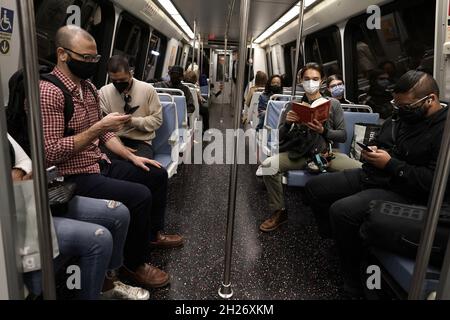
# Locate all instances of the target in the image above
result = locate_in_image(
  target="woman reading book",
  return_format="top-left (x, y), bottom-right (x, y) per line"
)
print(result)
top-left (258, 62), bottom-right (362, 233)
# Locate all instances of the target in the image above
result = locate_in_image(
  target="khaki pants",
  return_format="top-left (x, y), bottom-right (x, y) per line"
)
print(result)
top-left (262, 151), bottom-right (362, 212)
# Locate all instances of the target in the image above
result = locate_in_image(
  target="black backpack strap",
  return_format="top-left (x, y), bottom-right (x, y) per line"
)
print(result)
top-left (8, 139), bottom-right (15, 168)
top-left (40, 74), bottom-right (75, 137)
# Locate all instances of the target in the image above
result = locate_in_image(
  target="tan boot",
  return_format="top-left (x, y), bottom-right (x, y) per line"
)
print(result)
top-left (259, 210), bottom-right (288, 232)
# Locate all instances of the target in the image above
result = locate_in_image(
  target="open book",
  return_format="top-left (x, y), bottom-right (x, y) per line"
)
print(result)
top-left (291, 97), bottom-right (331, 123)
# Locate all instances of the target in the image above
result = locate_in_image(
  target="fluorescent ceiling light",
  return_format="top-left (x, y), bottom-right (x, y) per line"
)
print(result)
top-left (254, 0), bottom-right (319, 44)
top-left (157, 0), bottom-right (194, 39)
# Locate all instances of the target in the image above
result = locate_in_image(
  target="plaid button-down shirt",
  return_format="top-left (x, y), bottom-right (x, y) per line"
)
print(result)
top-left (40, 67), bottom-right (115, 176)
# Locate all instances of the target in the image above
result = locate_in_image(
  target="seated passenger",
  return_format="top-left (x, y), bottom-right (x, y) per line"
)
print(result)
top-left (99, 55), bottom-right (162, 160)
top-left (365, 69), bottom-right (394, 119)
top-left (183, 70), bottom-right (210, 132)
top-left (39, 25), bottom-right (183, 290)
top-left (152, 65), bottom-right (195, 114)
top-left (379, 60), bottom-right (399, 84)
top-left (326, 74), bottom-right (353, 104)
top-left (245, 70), bottom-right (268, 108)
top-left (305, 71), bottom-right (446, 295)
top-left (8, 134), bottom-right (147, 300)
top-left (259, 63), bottom-right (361, 233)
top-left (256, 74), bottom-right (283, 130)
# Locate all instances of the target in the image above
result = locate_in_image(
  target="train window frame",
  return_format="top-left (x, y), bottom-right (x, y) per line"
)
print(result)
top-left (34, 0), bottom-right (115, 88)
top-left (304, 25), bottom-right (342, 79)
top-left (112, 12), bottom-right (151, 81)
top-left (344, 0), bottom-right (436, 102)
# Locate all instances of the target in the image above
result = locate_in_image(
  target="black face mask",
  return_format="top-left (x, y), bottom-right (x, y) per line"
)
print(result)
top-left (171, 77), bottom-right (182, 86)
top-left (398, 104), bottom-right (428, 125)
top-left (67, 58), bottom-right (98, 80)
top-left (113, 81), bottom-right (130, 94)
top-left (270, 85), bottom-right (282, 94)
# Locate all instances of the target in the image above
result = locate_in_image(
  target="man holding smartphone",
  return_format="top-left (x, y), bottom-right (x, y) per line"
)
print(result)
top-left (304, 70), bottom-right (447, 296)
top-left (100, 55), bottom-right (162, 160)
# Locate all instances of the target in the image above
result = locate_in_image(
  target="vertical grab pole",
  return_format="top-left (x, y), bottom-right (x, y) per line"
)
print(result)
top-left (192, 20), bottom-right (197, 65)
top-left (218, 0), bottom-right (251, 299)
top-left (291, 0), bottom-right (306, 98)
top-left (408, 106), bottom-right (450, 299)
top-left (197, 34), bottom-right (201, 74)
top-left (248, 37), bottom-right (254, 85)
top-left (16, 0), bottom-right (56, 299)
top-left (220, 36), bottom-right (228, 122)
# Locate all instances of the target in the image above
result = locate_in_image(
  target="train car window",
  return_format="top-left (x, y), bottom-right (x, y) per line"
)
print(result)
top-left (345, 0), bottom-right (435, 101)
top-left (282, 40), bottom-right (304, 86)
top-left (143, 33), bottom-right (161, 81)
top-left (266, 50), bottom-right (273, 77)
top-left (113, 13), bottom-right (150, 80)
top-left (305, 26), bottom-right (342, 78)
top-left (35, 0), bottom-right (75, 64)
top-left (34, 0), bottom-right (115, 88)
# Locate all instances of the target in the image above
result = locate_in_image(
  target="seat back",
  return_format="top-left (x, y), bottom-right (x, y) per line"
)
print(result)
top-left (270, 94), bottom-right (303, 101)
top-left (248, 91), bottom-right (262, 128)
top-left (153, 101), bottom-right (178, 155)
top-left (173, 95), bottom-right (188, 129)
top-left (264, 100), bottom-right (287, 130)
top-left (338, 111), bottom-right (380, 155)
top-left (189, 87), bottom-right (200, 120)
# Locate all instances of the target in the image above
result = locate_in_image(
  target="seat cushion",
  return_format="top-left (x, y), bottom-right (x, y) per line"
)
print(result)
top-left (286, 170), bottom-right (320, 187)
top-left (372, 248), bottom-right (440, 298)
top-left (154, 154), bottom-right (173, 169)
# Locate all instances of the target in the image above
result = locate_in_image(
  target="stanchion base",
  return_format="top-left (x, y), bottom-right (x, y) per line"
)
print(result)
top-left (218, 283), bottom-right (233, 299)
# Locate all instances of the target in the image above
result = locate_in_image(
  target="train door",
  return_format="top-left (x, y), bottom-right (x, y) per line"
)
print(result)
top-left (211, 49), bottom-right (233, 104)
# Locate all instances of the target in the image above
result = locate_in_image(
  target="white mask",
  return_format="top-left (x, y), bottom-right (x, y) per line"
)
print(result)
top-left (303, 80), bottom-right (321, 95)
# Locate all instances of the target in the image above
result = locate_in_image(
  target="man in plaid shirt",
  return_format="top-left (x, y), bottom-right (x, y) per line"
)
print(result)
top-left (40, 25), bottom-right (183, 289)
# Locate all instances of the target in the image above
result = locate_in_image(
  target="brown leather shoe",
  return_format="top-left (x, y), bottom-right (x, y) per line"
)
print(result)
top-left (120, 264), bottom-right (169, 289)
top-left (150, 232), bottom-right (184, 248)
top-left (259, 210), bottom-right (288, 232)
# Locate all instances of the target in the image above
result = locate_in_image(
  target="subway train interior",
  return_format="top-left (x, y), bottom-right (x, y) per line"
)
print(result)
top-left (1, 0), bottom-right (450, 305)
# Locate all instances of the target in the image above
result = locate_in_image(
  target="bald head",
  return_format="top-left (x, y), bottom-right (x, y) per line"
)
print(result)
top-left (55, 25), bottom-right (96, 50)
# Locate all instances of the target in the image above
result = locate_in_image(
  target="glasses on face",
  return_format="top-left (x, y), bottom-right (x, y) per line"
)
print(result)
top-left (64, 48), bottom-right (101, 63)
top-left (390, 95), bottom-right (431, 111)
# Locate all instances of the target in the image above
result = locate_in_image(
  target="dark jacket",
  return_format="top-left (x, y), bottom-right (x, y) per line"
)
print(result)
top-left (362, 106), bottom-right (448, 202)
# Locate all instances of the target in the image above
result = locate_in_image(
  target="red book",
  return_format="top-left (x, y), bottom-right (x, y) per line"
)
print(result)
top-left (291, 98), bottom-right (331, 123)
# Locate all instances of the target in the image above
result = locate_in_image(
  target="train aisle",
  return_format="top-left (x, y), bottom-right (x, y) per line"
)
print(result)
top-left (149, 103), bottom-right (347, 300)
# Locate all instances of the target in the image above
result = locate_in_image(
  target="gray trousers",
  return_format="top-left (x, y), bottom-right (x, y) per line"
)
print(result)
top-left (262, 151), bottom-right (362, 212)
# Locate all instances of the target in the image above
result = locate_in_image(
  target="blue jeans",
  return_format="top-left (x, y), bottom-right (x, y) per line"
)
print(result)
top-left (24, 196), bottom-right (130, 300)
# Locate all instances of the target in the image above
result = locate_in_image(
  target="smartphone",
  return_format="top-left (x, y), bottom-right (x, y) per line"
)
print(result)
top-left (125, 105), bottom-right (139, 115)
top-left (357, 142), bottom-right (373, 152)
top-left (46, 166), bottom-right (59, 182)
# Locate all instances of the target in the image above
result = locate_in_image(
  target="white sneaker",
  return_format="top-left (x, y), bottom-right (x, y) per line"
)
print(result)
top-left (256, 165), bottom-right (263, 177)
top-left (101, 281), bottom-right (150, 300)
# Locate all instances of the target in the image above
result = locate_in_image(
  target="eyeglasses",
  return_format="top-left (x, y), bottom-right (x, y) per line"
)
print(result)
top-left (123, 94), bottom-right (133, 113)
top-left (63, 48), bottom-right (101, 63)
top-left (390, 95), bottom-right (431, 111)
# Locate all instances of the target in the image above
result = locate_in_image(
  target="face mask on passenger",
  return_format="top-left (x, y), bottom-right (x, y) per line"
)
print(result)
top-left (303, 80), bottom-right (321, 95)
top-left (113, 80), bottom-right (130, 94)
top-left (398, 103), bottom-right (428, 124)
top-left (377, 79), bottom-right (391, 88)
top-left (330, 84), bottom-right (345, 98)
top-left (270, 85), bottom-right (282, 94)
top-left (66, 57), bottom-right (98, 80)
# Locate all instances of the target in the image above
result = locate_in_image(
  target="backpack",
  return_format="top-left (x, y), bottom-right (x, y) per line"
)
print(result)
top-left (6, 65), bottom-right (96, 156)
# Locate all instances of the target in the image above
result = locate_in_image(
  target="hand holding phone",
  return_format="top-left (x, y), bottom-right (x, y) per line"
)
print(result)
top-left (125, 105), bottom-right (139, 115)
top-left (357, 142), bottom-right (373, 152)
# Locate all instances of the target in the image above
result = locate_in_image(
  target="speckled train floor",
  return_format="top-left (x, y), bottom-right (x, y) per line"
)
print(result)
top-left (149, 104), bottom-right (347, 300)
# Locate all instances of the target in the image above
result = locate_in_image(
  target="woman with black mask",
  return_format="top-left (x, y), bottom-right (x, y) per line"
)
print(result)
top-left (256, 75), bottom-right (283, 130)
